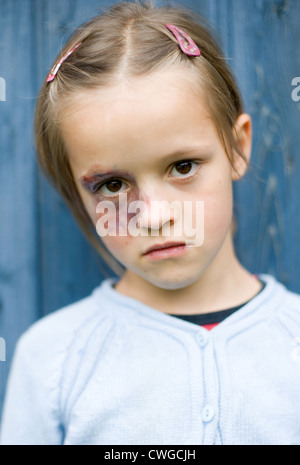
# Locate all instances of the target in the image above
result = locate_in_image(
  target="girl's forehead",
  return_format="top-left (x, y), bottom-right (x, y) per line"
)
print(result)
top-left (59, 67), bottom-right (204, 118)
top-left (59, 68), bottom-right (214, 175)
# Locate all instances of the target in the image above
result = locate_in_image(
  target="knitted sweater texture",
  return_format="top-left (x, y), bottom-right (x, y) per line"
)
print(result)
top-left (1, 274), bottom-right (300, 445)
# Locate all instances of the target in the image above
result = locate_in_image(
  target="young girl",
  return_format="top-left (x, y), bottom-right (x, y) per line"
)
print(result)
top-left (1, 0), bottom-right (300, 445)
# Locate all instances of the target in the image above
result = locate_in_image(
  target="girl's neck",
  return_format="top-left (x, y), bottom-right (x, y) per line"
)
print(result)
top-left (114, 234), bottom-right (262, 316)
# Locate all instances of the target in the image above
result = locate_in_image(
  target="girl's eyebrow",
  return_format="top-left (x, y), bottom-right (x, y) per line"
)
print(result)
top-left (162, 145), bottom-right (212, 162)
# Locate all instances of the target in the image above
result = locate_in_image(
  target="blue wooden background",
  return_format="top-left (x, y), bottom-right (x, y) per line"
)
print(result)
top-left (0, 0), bottom-right (300, 420)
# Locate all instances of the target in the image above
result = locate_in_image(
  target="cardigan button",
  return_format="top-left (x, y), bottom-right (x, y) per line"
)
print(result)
top-left (196, 331), bottom-right (208, 347)
top-left (202, 405), bottom-right (215, 423)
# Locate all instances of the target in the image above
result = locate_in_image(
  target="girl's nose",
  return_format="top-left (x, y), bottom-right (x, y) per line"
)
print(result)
top-left (136, 198), bottom-right (180, 234)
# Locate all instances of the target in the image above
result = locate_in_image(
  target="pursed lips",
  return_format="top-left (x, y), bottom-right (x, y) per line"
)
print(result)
top-left (142, 241), bottom-right (187, 255)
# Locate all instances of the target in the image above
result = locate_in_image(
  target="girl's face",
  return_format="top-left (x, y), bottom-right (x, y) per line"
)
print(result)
top-left (60, 68), bottom-right (250, 290)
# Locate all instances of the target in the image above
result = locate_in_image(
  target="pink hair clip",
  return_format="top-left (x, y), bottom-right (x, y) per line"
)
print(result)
top-left (46, 42), bottom-right (82, 83)
top-left (165, 24), bottom-right (201, 57)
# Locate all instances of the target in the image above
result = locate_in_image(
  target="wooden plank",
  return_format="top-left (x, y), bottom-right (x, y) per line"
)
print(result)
top-left (0, 0), bottom-right (41, 417)
top-left (225, 0), bottom-right (300, 291)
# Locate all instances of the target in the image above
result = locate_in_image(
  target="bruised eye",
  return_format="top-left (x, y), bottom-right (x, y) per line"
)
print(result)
top-left (98, 179), bottom-right (127, 196)
top-left (170, 160), bottom-right (198, 178)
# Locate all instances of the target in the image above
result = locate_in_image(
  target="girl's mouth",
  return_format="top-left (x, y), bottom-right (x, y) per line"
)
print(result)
top-left (142, 242), bottom-right (188, 260)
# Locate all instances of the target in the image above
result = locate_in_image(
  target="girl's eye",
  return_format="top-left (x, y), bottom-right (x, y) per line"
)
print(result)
top-left (98, 179), bottom-right (127, 196)
top-left (170, 160), bottom-right (198, 178)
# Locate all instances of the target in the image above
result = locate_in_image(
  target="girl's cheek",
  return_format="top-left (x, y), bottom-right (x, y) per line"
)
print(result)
top-left (103, 235), bottom-right (131, 257)
top-left (94, 189), bottom-right (143, 239)
top-left (203, 187), bottom-right (233, 236)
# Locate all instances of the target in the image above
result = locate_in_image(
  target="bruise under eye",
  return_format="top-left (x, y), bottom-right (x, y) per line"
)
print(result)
top-left (99, 179), bottom-right (126, 195)
top-left (80, 171), bottom-right (134, 195)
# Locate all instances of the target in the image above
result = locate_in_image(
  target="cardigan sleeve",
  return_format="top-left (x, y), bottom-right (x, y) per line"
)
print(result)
top-left (0, 334), bottom-right (64, 445)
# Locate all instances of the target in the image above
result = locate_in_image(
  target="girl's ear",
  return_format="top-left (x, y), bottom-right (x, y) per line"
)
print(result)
top-left (231, 113), bottom-right (252, 181)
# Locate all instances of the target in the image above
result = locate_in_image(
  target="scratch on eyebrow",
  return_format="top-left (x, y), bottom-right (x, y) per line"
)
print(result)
top-left (80, 170), bottom-right (133, 193)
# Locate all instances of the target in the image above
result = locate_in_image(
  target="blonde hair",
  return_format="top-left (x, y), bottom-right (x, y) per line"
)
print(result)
top-left (35, 0), bottom-right (246, 275)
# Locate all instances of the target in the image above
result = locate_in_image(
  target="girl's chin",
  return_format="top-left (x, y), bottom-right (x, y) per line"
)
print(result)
top-left (137, 273), bottom-right (201, 291)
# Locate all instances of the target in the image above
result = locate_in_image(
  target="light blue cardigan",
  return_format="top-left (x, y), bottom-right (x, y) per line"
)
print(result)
top-left (1, 274), bottom-right (300, 445)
